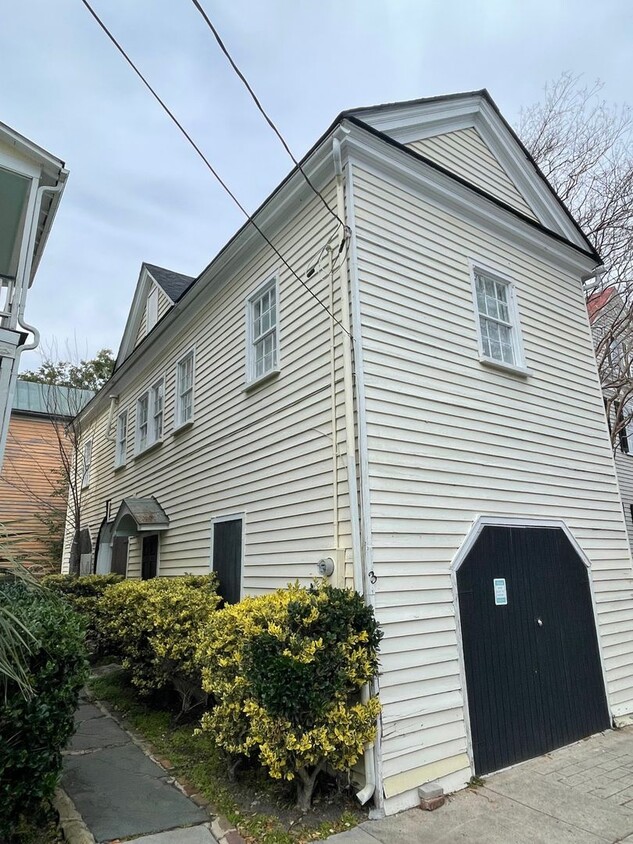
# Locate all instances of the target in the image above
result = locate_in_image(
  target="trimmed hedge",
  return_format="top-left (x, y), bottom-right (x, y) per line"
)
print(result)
top-left (42, 573), bottom-right (124, 658)
top-left (100, 575), bottom-right (220, 714)
top-left (196, 581), bottom-right (382, 809)
top-left (0, 581), bottom-right (88, 838)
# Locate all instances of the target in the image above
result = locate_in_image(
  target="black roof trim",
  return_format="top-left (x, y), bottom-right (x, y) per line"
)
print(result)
top-left (81, 91), bottom-right (600, 423)
top-left (343, 89), bottom-right (596, 256)
top-left (345, 114), bottom-right (600, 263)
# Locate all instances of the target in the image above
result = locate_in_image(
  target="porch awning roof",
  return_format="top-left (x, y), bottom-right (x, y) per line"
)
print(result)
top-left (112, 496), bottom-right (170, 536)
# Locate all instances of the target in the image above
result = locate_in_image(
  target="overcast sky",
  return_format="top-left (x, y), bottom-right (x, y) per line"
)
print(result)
top-left (1, 0), bottom-right (631, 367)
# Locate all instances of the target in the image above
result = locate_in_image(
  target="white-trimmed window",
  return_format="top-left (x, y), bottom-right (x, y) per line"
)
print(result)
top-left (247, 276), bottom-right (279, 383)
top-left (115, 410), bottom-right (128, 468)
top-left (136, 378), bottom-right (164, 454)
top-left (472, 269), bottom-right (523, 368)
top-left (82, 439), bottom-right (92, 489)
top-left (147, 285), bottom-right (158, 332)
top-left (176, 350), bottom-right (195, 428)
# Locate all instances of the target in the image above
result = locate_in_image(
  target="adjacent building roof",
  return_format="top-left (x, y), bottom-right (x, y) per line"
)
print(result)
top-left (145, 263), bottom-right (195, 303)
top-left (587, 286), bottom-right (617, 324)
top-left (12, 380), bottom-right (93, 418)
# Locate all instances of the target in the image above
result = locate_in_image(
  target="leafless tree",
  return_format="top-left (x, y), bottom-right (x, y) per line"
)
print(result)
top-left (520, 74), bottom-right (633, 449)
top-left (1, 342), bottom-right (108, 572)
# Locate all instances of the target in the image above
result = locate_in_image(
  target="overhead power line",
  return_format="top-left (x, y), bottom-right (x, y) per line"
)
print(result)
top-left (189, 0), bottom-right (345, 230)
top-left (79, 0), bottom-right (349, 337)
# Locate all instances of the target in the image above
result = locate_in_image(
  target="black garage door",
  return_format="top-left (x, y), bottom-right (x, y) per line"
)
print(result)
top-left (457, 525), bottom-right (610, 775)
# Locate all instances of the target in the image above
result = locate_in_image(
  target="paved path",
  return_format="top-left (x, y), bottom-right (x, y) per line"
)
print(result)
top-left (329, 726), bottom-right (633, 843)
top-left (62, 694), bottom-right (217, 843)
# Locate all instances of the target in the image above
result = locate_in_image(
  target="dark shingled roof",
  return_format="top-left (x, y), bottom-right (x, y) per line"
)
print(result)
top-left (144, 263), bottom-right (195, 303)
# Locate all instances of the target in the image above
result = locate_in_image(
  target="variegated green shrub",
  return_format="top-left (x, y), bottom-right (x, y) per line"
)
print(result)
top-left (196, 581), bottom-right (382, 809)
top-left (100, 575), bottom-right (220, 714)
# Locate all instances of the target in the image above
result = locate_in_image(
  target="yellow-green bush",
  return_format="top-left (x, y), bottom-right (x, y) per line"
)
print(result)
top-left (100, 575), bottom-right (220, 714)
top-left (196, 582), bottom-right (382, 809)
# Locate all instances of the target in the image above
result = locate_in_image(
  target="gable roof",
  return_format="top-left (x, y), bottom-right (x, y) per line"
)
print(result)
top-left (587, 286), bottom-right (617, 324)
top-left (91, 89), bottom-right (603, 417)
top-left (115, 262), bottom-right (197, 368)
top-left (144, 263), bottom-right (195, 303)
top-left (343, 89), bottom-right (597, 257)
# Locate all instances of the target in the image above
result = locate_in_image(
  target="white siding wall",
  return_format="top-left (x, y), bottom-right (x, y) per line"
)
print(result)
top-left (408, 127), bottom-right (538, 221)
top-left (351, 162), bottom-right (633, 809)
top-left (64, 183), bottom-right (354, 592)
top-left (133, 286), bottom-right (172, 348)
top-left (615, 449), bottom-right (633, 551)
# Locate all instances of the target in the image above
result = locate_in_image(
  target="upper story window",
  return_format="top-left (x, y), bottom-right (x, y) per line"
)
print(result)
top-left (82, 439), bottom-right (92, 489)
top-left (147, 285), bottom-right (159, 332)
top-left (471, 267), bottom-right (525, 372)
top-left (247, 275), bottom-right (279, 384)
top-left (136, 378), bottom-right (164, 454)
top-left (115, 410), bottom-right (128, 468)
top-left (176, 350), bottom-right (195, 428)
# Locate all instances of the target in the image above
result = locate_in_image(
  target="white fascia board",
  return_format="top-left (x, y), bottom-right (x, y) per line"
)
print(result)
top-left (84, 139), bottom-right (336, 424)
top-left (352, 94), bottom-right (593, 252)
top-left (355, 93), bottom-right (483, 141)
top-left (474, 100), bottom-right (589, 250)
top-left (115, 265), bottom-right (155, 367)
top-left (0, 122), bottom-right (64, 179)
top-left (149, 271), bottom-right (175, 305)
top-left (342, 123), bottom-right (599, 278)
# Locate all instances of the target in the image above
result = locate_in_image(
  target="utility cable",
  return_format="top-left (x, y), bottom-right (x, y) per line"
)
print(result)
top-left (189, 0), bottom-right (346, 231)
top-left (80, 0), bottom-right (350, 337)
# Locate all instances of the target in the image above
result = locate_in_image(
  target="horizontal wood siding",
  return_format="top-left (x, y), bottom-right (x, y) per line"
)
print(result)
top-left (408, 128), bottom-right (537, 221)
top-left (352, 162), bottom-right (633, 798)
top-left (615, 448), bottom-right (633, 551)
top-left (64, 183), bottom-right (354, 592)
top-left (1, 414), bottom-right (66, 565)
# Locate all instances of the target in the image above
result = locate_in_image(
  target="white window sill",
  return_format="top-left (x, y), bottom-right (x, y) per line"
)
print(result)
top-left (113, 462), bottom-right (126, 473)
top-left (134, 438), bottom-right (163, 459)
top-left (479, 356), bottom-right (530, 378)
top-left (244, 368), bottom-right (280, 393)
top-left (173, 419), bottom-right (194, 436)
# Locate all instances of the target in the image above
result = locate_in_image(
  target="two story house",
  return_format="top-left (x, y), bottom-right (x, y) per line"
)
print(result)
top-left (63, 90), bottom-right (633, 816)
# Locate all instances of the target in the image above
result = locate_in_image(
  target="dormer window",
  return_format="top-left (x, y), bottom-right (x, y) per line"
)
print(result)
top-left (147, 285), bottom-right (158, 332)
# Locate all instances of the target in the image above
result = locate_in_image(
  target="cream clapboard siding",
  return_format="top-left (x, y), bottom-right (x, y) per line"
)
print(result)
top-left (615, 448), bottom-right (633, 551)
top-left (133, 286), bottom-right (173, 349)
top-left (157, 286), bottom-right (172, 321)
top-left (65, 183), bottom-right (353, 591)
top-left (407, 127), bottom-right (538, 221)
top-left (351, 162), bottom-right (633, 805)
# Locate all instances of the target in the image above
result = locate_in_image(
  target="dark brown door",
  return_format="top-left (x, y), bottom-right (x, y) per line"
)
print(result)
top-left (141, 534), bottom-right (159, 580)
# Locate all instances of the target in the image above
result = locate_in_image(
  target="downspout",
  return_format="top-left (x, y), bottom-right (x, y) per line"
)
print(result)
top-left (333, 131), bottom-right (379, 810)
top-left (104, 395), bottom-right (119, 442)
top-left (327, 247), bottom-right (340, 571)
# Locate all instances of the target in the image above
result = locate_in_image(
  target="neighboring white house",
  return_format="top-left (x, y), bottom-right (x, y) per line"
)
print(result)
top-left (588, 286), bottom-right (633, 552)
top-left (63, 90), bottom-right (633, 816)
top-left (0, 123), bottom-right (68, 470)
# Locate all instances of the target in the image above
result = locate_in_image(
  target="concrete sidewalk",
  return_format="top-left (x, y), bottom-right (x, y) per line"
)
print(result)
top-left (329, 726), bottom-right (633, 843)
top-left (62, 694), bottom-right (217, 843)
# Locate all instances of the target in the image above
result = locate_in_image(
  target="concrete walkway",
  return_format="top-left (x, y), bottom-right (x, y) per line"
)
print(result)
top-left (330, 726), bottom-right (633, 843)
top-left (62, 694), bottom-right (217, 843)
